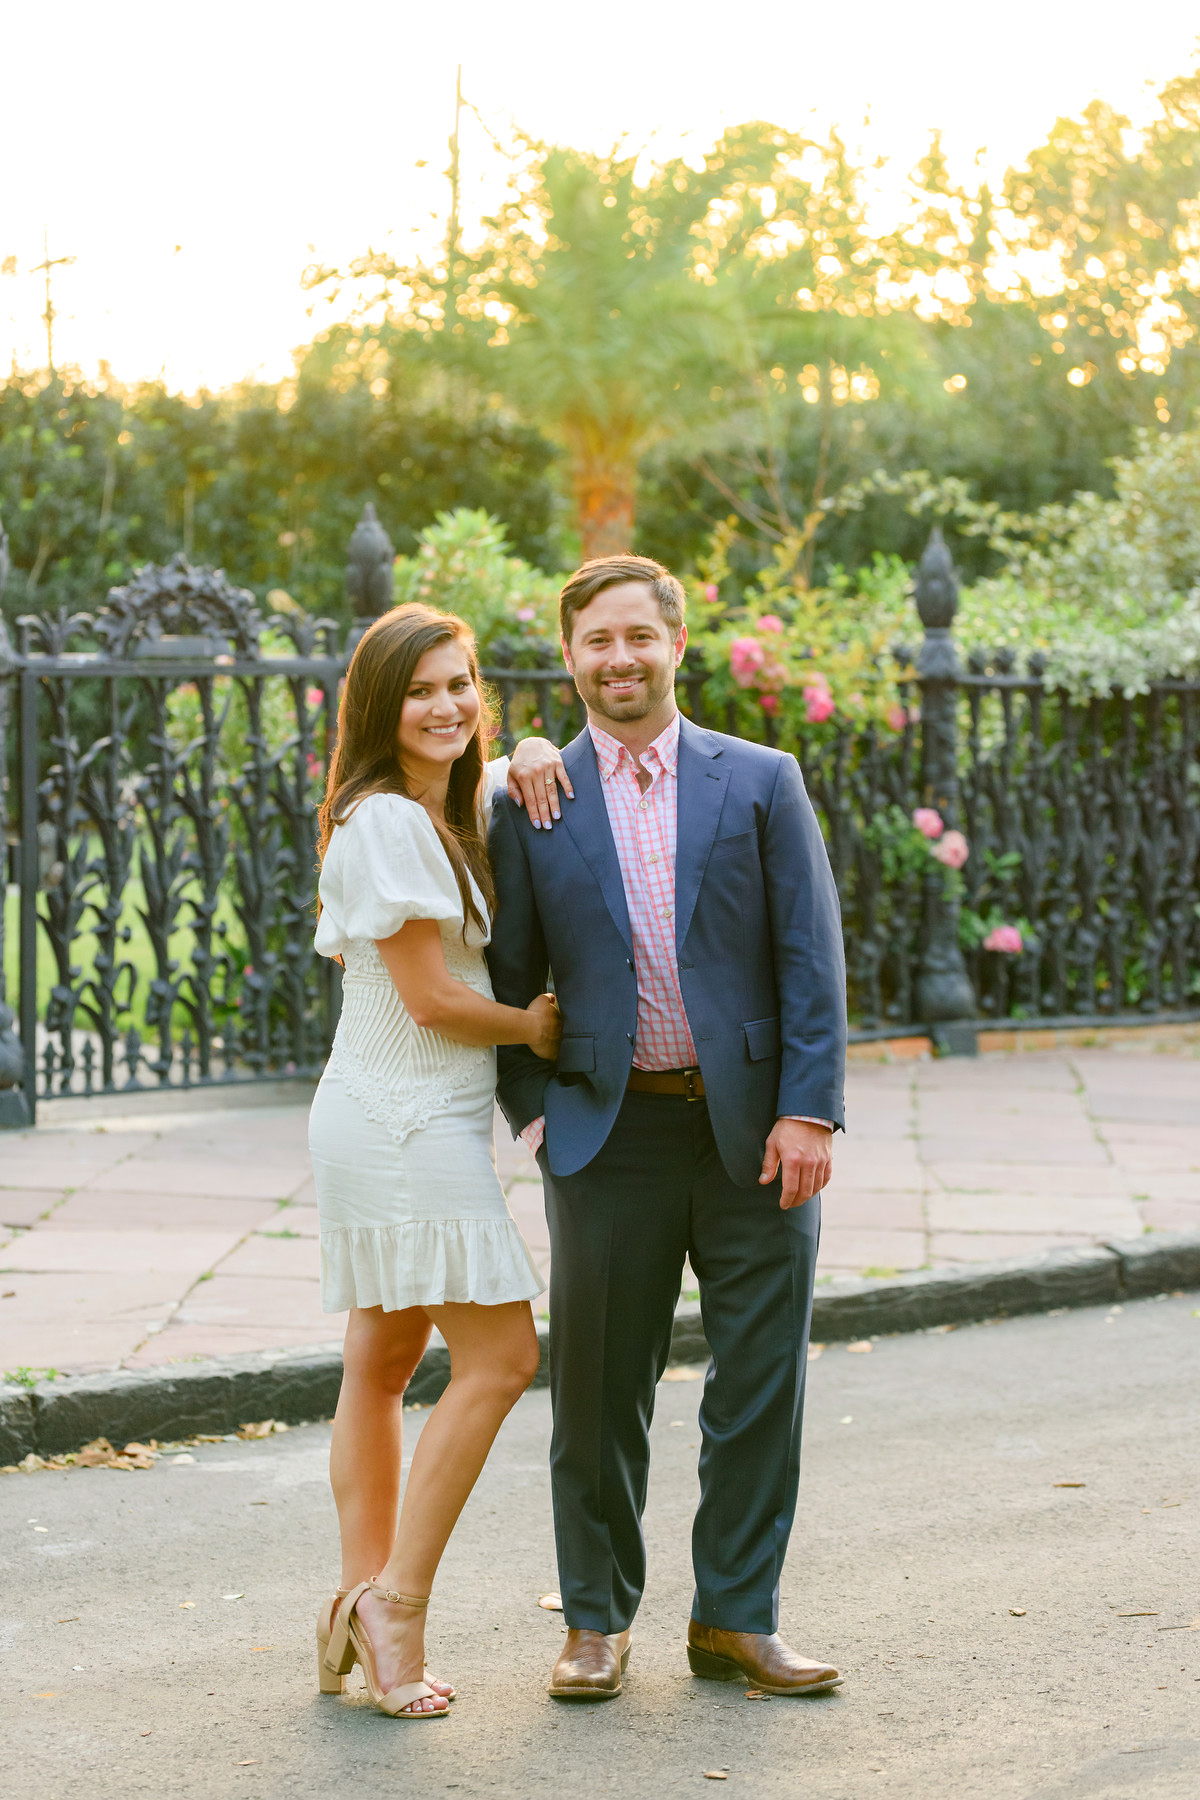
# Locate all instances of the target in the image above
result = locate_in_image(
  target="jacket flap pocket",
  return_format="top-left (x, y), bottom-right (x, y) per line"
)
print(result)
top-left (557, 1034), bottom-right (596, 1073)
top-left (743, 1016), bottom-right (781, 1062)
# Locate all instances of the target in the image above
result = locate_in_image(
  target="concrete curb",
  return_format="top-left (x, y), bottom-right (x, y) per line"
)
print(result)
top-left (3, 1229), bottom-right (1199, 1464)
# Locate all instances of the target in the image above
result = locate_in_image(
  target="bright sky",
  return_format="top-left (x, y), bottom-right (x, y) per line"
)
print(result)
top-left (3, 0), bottom-right (1198, 392)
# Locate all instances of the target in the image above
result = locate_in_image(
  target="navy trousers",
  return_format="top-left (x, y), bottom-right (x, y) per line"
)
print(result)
top-left (539, 1089), bottom-right (821, 1635)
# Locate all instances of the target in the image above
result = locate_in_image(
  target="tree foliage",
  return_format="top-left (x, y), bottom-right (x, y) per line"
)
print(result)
top-left (0, 353), bottom-right (560, 626)
top-left (5, 60), bottom-right (1200, 617)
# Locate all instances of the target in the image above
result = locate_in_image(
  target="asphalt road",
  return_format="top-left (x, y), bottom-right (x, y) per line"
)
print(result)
top-left (3, 1294), bottom-right (1198, 1800)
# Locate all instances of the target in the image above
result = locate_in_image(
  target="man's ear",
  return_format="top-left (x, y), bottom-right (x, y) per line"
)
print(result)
top-left (560, 635), bottom-right (574, 673)
top-left (674, 623), bottom-right (688, 667)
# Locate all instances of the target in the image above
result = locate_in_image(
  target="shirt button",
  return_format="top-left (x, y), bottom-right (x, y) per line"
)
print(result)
top-left (662, 907), bottom-right (673, 921)
top-left (638, 799), bottom-right (648, 811)
top-left (647, 853), bottom-right (658, 865)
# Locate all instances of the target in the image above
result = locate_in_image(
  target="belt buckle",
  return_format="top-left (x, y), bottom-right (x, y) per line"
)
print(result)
top-left (682, 1067), bottom-right (702, 1102)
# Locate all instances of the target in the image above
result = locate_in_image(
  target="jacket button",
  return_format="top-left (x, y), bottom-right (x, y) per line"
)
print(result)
top-left (627, 959), bottom-right (634, 970)
top-left (627, 1032), bottom-right (635, 1042)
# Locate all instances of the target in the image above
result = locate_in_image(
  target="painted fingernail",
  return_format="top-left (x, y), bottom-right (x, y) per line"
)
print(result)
top-left (532, 819), bottom-right (541, 829)
top-left (553, 810), bottom-right (560, 820)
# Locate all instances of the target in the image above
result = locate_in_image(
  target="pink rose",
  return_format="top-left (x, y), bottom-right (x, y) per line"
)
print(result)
top-left (306, 753), bottom-right (322, 781)
top-left (305, 686), bottom-right (324, 708)
top-left (758, 614), bottom-right (784, 633)
top-left (913, 807), bottom-right (944, 839)
top-left (983, 924), bottom-right (1023, 954)
top-left (704, 583), bottom-right (719, 603)
top-left (730, 635), bottom-right (766, 687)
top-left (932, 829), bottom-right (969, 869)
top-left (886, 704), bottom-right (908, 732)
top-left (760, 693), bottom-right (780, 716)
top-left (531, 715), bottom-right (543, 729)
top-left (803, 684), bottom-right (836, 723)
top-left (516, 606), bottom-right (536, 622)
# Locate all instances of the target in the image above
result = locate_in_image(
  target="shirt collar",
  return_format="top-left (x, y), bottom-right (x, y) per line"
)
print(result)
top-left (589, 713), bottom-right (680, 782)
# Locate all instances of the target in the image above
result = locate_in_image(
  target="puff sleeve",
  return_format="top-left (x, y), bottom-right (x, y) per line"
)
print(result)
top-left (481, 755), bottom-right (510, 814)
top-left (315, 794), bottom-right (463, 956)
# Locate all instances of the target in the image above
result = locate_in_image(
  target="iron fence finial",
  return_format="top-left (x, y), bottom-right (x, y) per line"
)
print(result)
top-left (346, 503), bottom-right (395, 636)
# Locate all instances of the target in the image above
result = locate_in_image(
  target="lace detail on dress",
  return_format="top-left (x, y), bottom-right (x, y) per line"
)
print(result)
top-left (332, 931), bottom-right (493, 1148)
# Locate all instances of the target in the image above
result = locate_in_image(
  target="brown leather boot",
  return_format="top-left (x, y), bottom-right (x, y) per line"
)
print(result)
top-left (548, 1628), bottom-right (632, 1700)
top-left (687, 1622), bottom-right (842, 1694)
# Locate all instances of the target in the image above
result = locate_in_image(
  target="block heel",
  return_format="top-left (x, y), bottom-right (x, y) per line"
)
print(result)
top-left (318, 1650), bottom-right (347, 1693)
top-left (687, 1643), bottom-right (743, 1681)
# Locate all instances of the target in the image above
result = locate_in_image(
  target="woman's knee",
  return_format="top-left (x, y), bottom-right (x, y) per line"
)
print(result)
top-left (468, 1333), bottom-right (541, 1404)
top-left (341, 1309), bottom-right (430, 1396)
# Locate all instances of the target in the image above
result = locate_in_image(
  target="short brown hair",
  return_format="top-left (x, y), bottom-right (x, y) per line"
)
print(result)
top-left (558, 554), bottom-right (686, 646)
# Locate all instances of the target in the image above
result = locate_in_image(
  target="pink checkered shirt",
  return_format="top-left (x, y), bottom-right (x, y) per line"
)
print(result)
top-left (518, 714), bottom-right (829, 1154)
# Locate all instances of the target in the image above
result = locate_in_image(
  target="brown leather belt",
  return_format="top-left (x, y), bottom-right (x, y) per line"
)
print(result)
top-left (626, 1066), bottom-right (706, 1101)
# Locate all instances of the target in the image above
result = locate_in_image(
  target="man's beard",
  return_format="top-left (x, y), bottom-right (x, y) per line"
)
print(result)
top-left (577, 663), bottom-right (675, 723)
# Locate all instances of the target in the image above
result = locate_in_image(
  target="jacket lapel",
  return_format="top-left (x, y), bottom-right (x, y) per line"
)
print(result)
top-left (674, 716), bottom-right (730, 952)
top-left (557, 729), bottom-right (634, 955)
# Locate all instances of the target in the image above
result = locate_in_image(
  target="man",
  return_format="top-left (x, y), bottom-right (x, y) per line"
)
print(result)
top-left (487, 554), bottom-right (847, 1701)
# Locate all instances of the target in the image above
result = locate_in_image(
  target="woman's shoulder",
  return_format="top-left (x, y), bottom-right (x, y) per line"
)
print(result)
top-left (330, 791), bottom-right (449, 877)
top-left (338, 790), bottom-right (438, 840)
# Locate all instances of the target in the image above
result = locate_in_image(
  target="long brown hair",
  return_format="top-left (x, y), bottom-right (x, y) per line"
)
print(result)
top-left (318, 603), bottom-right (497, 937)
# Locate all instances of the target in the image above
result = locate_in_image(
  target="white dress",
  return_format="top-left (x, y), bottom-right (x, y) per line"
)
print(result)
top-left (308, 762), bottom-right (542, 1313)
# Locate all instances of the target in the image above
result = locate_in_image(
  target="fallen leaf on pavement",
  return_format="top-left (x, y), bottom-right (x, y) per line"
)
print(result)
top-left (1009, 1608), bottom-right (1026, 1617)
top-left (538, 1593), bottom-right (563, 1611)
top-left (703, 1774), bottom-right (728, 1782)
top-left (807, 1343), bottom-right (824, 1361)
top-left (141, 1730), bottom-right (151, 1737)
top-left (223, 1593), bottom-right (245, 1602)
top-left (238, 1419), bottom-right (289, 1439)
top-left (76, 1437), bottom-right (158, 1471)
top-left (1117, 1611), bottom-right (1159, 1617)
top-left (1052, 1481), bottom-right (1085, 1488)
top-left (170, 1454), bottom-right (196, 1466)
top-left (235, 1760), bottom-right (259, 1766)
top-left (847, 1341), bottom-right (872, 1354)
top-left (179, 1602), bottom-right (196, 1610)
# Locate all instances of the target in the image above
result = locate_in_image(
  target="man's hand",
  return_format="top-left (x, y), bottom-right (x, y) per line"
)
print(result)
top-left (507, 738), bottom-right (574, 829)
top-left (760, 1118), bottom-right (833, 1209)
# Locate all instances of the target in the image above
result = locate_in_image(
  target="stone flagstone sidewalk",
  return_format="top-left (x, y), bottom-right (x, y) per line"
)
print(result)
top-left (1, 1042), bottom-right (1198, 1378)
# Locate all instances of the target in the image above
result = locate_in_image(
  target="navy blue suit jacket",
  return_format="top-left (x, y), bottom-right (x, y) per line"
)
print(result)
top-left (486, 715), bottom-right (847, 1188)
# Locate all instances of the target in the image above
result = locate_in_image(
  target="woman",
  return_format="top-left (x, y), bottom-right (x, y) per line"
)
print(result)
top-left (309, 602), bottom-right (567, 1719)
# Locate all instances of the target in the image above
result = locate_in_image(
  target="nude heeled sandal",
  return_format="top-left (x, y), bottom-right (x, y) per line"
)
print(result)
top-left (316, 1589), bottom-right (351, 1693)
top-left (322, 1580), bottom-right (450, 1718)
top-left (317, 1587), bottom-right (455, 1700)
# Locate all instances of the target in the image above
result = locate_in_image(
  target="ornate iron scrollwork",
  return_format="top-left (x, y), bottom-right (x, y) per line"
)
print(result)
top-left (96, 554), bottom-right (266, 658)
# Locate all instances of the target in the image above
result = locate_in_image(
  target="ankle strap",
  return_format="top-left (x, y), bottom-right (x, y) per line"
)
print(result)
top-left (368, 1581), bottom-right (429, 1609)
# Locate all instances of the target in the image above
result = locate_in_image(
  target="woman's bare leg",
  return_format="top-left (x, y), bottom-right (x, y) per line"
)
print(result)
top-left (329, 1305), bottom-right (432, 1587)
top-left (354, 1300), bottom-right (540, 1709)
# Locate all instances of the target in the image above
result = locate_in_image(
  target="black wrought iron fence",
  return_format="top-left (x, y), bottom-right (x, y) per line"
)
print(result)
top-left (1, 510), bottom-right (1197, 1127)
